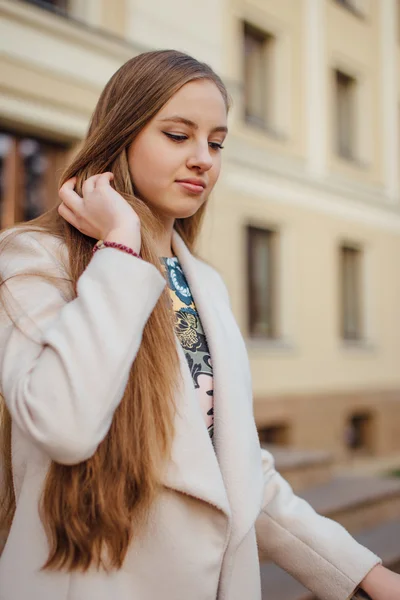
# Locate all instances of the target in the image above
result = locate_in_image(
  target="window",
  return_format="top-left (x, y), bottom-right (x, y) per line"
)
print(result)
top-left (397, 1), bottom-right (400, 44)
top-left (24, 0), bottom-right (68, 15)
top-left (340, 245), bottom-right (363, 340)
top-left (0, 131), bottom-right (67, 229)
top-left (247, 226), bottom-right (278, 338)
top-left (335, 0), bottom-right (354, 8)
top-left (345, 413), bottom-right (373, 454)
top-left (335, 70), bottom-right (357, 160)
top-left (243, 22), bottom-right (275, 128)
top-left (259, 423), bottom-right (290, 446)
top-left (334, 0), bottom-right (367, 16)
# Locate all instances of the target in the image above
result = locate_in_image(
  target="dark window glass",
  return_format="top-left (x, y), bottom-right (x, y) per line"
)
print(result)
top-left (0, 130), bottom-right (67, 229)
top-left (335, 70), bottom-right (357, 160)
top-left (345, 413), bottom-right (373, 453)
top-left (24, 0), bottom-right (68, 14)
top-left (19, 138), bottom-right (50, 221)
top-left (247, 226), bottom-right (278, 338)
top-left (259, 424), bottom-right (289, 446)
top-left (243, 23), bottom-right (274, 128)
top-left (340, 245), bottom-right (363, 340)
top-left (334, 0), bottom-right (363, 15)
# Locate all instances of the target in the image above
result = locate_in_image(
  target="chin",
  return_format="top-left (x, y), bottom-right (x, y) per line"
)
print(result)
top-left (165, 198), bottom-right (207, 220)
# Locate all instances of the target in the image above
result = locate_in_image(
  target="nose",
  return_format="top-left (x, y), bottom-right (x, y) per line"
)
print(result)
top-left (186, 142), bottom-right (213, 172)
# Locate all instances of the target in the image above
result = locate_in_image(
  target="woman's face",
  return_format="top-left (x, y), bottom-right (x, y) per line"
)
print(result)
top-left (127, 79), bottom-right (228, 222)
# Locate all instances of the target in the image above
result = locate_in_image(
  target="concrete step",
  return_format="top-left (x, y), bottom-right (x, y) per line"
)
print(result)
top-left (260, 517), bottom-right (400, 600)
top-left (264, 444), bottom-right (334, 492)
top-left (336, 451), bottom-right (400, 478)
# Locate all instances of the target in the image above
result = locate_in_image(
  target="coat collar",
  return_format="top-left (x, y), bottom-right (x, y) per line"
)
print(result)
top-left (160, 230), bottom-right (264, 548)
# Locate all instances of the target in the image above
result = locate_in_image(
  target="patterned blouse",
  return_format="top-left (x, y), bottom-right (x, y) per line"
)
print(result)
top-left (160, 257), bottom-right (214, 439)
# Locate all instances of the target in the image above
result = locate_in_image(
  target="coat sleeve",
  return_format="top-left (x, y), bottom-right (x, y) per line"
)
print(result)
top-left (0, 231), bottom-right (166, 465)
top-left (255, 448), bottom-right (381, 600)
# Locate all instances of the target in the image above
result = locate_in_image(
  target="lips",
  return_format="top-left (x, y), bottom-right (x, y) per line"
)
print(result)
top-left (176, 179), bottom-right (206, 194)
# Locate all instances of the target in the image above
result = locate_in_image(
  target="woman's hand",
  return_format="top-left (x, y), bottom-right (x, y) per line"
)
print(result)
top-left (360, 565), bottom-right (400, 600)
top-left (58, 172), bottom-right (141, 253)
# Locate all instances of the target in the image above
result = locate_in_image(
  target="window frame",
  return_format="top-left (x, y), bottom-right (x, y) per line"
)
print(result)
top-left (333, 0), bottom-right (367, 19)
top-left (345, 412), bottom-right (374, 455)
top-left (339, 244), bottom-right (364, 341)
top-left (334, 69), bottom-right (358, 161)
top-left (258, 423), bottom-right (290, 446)
top-left (247, 225), bottom-right (278, 339)
top-left (0, 130), bottom-right (68, 229)
top-left (19, 0), bottom-right (69, 16)
top-left (243, 21), bottom-right (275, 130)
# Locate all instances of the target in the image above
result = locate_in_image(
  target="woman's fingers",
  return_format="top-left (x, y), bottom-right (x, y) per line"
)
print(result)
top-left (95, 172), bottom-right (114, 189)
top-left (59, 178), bottom-right (82, 212)
top-left (58, 201), bottom-right (79, 228)
top-left (82, 174), bottom-right (104, 195)
top-left (59, 177), bottom-right (77, 194)
top-left (60, 174), bottom-right (115, 203)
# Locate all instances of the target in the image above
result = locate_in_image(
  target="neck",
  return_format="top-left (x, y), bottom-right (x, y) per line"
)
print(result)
top-left (155, 217), bottom-right (175, 258)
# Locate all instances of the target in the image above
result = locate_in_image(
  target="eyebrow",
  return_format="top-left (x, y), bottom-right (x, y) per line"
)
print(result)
top-left (159, 115), bottom-right (228, 134)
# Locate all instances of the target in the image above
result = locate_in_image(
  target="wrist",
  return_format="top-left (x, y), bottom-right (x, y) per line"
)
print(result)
top-left (104, 224), bottom-right (141, 254)
top-left (360, 565), bottom-right (400, 600)
top-left (360, 564), bottom-right (384, 599)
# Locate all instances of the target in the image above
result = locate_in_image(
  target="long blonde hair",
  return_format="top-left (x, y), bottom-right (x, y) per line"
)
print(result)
top-left (0, 50), bottom-right (229, 572)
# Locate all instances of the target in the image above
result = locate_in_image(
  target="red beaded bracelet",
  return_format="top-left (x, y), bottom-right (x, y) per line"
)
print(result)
top-left (93, 240), bottom-right (142, 259)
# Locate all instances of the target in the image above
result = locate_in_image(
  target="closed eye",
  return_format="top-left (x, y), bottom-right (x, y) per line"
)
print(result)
top-left (163, 132), bottom-right (187, 142)
top-left (209, 142), bottom-right (224, 150)
top-left (163, 132), bottom-right (224, 150)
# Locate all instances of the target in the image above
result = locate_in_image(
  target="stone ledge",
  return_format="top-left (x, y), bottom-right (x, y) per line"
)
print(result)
top-left (264, 445), bottom-right (334, 490)
top-left (300, 476), bottom-right (400, 516)
top-left (265, 445), bottom-right (333, 471)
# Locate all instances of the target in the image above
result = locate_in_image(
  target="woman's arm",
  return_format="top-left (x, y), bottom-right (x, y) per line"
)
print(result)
top-left (0, 231), bottom-right (165, 465)
top-left (256, 449), bottom-right (381, 600)
top-left (210, 268), bottom-right (396, 599)
top-left (358, 564), bottom-right (400, 600)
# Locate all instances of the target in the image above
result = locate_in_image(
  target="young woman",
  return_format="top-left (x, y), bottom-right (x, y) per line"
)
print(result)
top-left (0, 50), bottom-right (398, 600)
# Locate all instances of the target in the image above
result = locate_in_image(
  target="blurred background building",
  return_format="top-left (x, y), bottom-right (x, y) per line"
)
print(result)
top-left (2, 0), bottom-right (400, 597)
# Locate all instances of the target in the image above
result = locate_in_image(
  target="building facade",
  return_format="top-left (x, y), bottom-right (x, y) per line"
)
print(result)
top-left (205, 0), bottom-right (400, 463)
top-left (2, 0), bottom-right (400, 465)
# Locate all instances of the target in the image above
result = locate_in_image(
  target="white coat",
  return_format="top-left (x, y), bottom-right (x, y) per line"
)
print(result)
top-left (0, 229), bottom-right (380, 600)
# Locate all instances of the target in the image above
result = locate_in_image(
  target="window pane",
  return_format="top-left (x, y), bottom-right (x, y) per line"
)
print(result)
top-left (398, 1), bottom-right (400, 43)
top-left (345, 413), bottom-right (373, 454)
top-left (335, 0), bottom-right (356, 10)
top-left (0, 129), bottom-right (67, 228)
top-left (336, 71), bottom-right (356, 159)
top-left (25, 0), bottom-right (68, 13)
top-left (19, 138), bottom-right (49, 221)
top-left (248, 227), bottom-right (276, 337)
top-left (0, 134), bottom-right (13, 226)
top-left (341, 246), bottom-right (362, 339)
top-left (243, 24), bottom-right (273, 126)
top-left (254, 234), bottom-right (270, 332)
top-left (259, 424), bottom-right (290, 445)
top-left (244, 33), bottom-right (265, 120)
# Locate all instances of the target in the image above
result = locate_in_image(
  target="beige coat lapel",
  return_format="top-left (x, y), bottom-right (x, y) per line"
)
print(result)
top-left (172, 231), bottom-right (264, 549)
top-left (159, 235), bottom-right (231, 519)
top-left (161, 336), bottom-right (231, 518)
